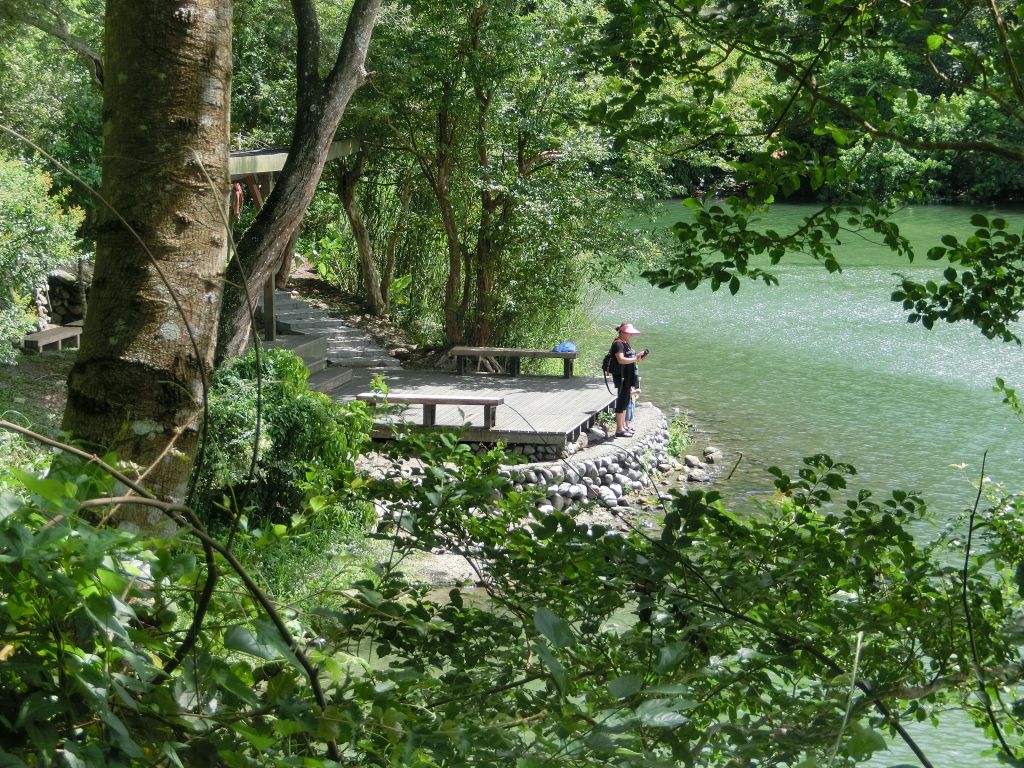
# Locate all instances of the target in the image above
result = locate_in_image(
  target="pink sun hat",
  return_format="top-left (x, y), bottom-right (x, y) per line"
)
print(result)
top-left (616, 323), bottom-right (640, 334)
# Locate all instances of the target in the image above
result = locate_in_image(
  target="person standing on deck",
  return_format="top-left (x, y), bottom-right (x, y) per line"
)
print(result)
top-left (609, 322), bottom-right (648, 437)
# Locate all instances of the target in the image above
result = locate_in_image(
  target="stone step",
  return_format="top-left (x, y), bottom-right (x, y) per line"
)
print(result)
top-left (326, 344), bottom-right (395, 357)
top-left (256, 294), bottom-right (307, 311)
top-left (263, 332), bottom-right (327, 363)
top-left (308, 364), bottom-right (352, 392)
top-left (265, 290), bottom-right (301, 303)
top-left (279, 315), bottom-right (354, 326)
top-left (325, 339), bottom-right (387, 354)
top-left (323, 337), bottom-right (381, 350)
top-left (263, 302), bottom-right (317, 316)
top-left (304, 356), bottom-right (327, 375)
top-left (281, 318), bottom-right (367, 334)
top-left (326, 352), bottom-right (401, 368)
top-left (273, 307), bottom-right (333, 321)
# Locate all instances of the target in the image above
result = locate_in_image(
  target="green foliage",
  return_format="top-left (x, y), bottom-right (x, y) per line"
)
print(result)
top-left (231, 0), bottom-right (297, 148)
top-left (0, 351), bottom-right (74, 496)
top-left (306, 223), bottom-right (356, 288)
top-left (595, 0), bottom-right (1024, 342)
top-left (326, 443), bottom-right (1024, 765)
top-left (0, 452), bottom-right (361, 766)
top-left (995, 377), bottom-right (1023, 419)
top-left (666, 410), bottom-right (692, 458)
top-left (0, 153), bottom-right (83, 363)
top-left (644, 196), bottom-right (911, 296)
top-left (191, 347), bottom-right (374, 529)
top-left (332, 0), bottom-right (664, 346)
top-left (892, 213), bottom-right (1024, 343)
top-left (5, 422), bottom-right (1024, 765)
top-left (0, 14), bottom-right (103, 214)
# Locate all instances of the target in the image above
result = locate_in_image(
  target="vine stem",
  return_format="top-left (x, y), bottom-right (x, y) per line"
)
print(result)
top-left (829, 631), bottom-right (864, 766)
top-left (961, 451), bottom-right (1016, 761)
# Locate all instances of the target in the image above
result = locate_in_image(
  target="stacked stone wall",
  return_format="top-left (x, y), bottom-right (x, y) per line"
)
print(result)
top-left (501, 411), bottom-right (671, 512)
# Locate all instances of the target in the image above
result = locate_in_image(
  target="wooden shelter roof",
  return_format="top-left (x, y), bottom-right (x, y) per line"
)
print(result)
top-left (228, 139), bottom-right (357, 181)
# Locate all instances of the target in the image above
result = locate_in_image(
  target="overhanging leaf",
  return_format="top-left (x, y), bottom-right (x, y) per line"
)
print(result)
top-left (224, 625), bottom-right (281, 661)
top-left (536, 644), bottom-right (567, 694)
top-left (534, 606), bottom-right (574, 648)
top-left (607, 675), bottom-right (643, 699)
top-left (636, 698), bottom-right (690, 728)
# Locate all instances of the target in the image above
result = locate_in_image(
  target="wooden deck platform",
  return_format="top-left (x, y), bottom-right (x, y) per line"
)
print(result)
top-left (330, 369), bottom-right (615, 446)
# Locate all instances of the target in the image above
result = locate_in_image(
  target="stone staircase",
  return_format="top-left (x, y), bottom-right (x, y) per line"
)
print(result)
top-left (255, 291), bottom-right (399, 395)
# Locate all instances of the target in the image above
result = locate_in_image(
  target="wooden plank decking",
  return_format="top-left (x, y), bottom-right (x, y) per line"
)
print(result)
top-left (331, 369), bottom-right (615, 445)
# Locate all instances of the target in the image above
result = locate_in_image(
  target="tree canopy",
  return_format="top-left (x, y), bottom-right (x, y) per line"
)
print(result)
top-left (594, 0), bottom-right (1024, 341)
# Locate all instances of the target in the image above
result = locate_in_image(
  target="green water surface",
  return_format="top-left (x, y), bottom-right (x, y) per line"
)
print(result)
top-left (593, 202), bottom-right (1024, 766)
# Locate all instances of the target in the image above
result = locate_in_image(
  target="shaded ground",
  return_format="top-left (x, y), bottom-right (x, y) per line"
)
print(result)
top-left (0, 349), bottom-right (75, 434)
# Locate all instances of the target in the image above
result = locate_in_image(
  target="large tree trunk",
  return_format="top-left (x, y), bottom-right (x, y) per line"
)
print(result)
top-left (471, 26), bottom-right (495, 348)
top-left (216, 0), bottom-right (380, 360)
top-left (436, 170), bottom-right (464, 344)
top-left (62, 0), bottom-right (232, 519)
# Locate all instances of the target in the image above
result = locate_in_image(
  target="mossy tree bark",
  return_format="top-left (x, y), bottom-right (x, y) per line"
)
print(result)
top-left (62, 0), bottom-right (232, 520)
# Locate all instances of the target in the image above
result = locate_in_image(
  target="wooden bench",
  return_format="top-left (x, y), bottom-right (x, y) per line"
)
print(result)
top-left (355, 392), bottom-right (504, 429)
top-left (22, 324), bottom-right (82, 352)
top-left (450, 346), bottom-right (577, 378)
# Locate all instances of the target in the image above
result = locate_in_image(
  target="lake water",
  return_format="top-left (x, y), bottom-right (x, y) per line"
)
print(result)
top-left (593, 202), bottom-right (1024, 766)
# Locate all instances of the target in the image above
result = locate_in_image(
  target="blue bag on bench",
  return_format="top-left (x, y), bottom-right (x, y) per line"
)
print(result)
top-left (553, 341), bottom-right (576, 353)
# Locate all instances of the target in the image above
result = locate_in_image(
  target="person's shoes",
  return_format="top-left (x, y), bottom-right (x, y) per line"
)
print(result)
top-left (614, 430), bottom-right (635, 438)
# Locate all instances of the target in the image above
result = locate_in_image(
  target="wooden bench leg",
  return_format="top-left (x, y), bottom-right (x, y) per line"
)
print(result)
top-left (484, 404), bottom-right (496, 429)
top-left (422, 404), bottom-right (437, 426)
top-left (456, 355), bottom-right (466, 375)
top-left (563, 359), bottom-right (573, 377)
top-left (509, 357), bottom-right (521, 377)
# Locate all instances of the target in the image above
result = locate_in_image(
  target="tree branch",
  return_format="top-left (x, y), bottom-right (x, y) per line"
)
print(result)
top-left (3, 0), bottom-right (104, 87)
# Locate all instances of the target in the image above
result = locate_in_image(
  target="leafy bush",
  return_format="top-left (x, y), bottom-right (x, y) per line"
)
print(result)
top-left (0, 349), bottom-right (76, 496)
top-left (0, 452), bottom-right (362, 766)
top-left (0, 153), bottom-right (84, 363)
top-left (5, 424), bottom-right (1024, 766)
top-left (191, 347), bottom-right (374, 530)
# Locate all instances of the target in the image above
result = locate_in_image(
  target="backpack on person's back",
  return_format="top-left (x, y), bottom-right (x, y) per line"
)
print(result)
top-left (602, 343), bottom-right (622, 392)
